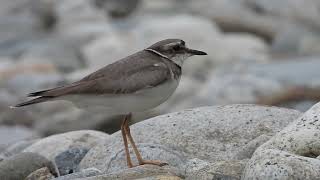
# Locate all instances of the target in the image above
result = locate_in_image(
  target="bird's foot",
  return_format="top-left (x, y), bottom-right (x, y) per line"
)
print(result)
top-left (135, 160), bottom-right (168, 167)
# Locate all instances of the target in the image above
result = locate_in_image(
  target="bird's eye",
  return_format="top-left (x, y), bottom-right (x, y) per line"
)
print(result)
top-left (173, 45), bottom-right (181, 51)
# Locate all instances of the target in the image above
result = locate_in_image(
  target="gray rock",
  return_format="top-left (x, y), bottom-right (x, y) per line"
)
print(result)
top-left (55, 0), bottom-right (112, 47)
top-left (53, 168), bottom-right (101, 180)
top-left (0, 152), bottom-right (57, 180)
top-left (25, 167), bottom-right (54, 180)
top-left (246, 56), bottom-right (320, 87)
top-left (6, 72), bottom-right (62, 96)
top-left (34, 107), bottom-right (124, 135)
top-left (80, 105), bottom-right (300, 173)
top-left (0, 139), bottom-right (37, 160)
top-left (55, 147), bottom-right (89, 176)
top-left (243, 102), bottom-right (320, 179)
top-left (2, 61), bottom-right (63, 96)
top-left (191, 66), bottom-right (284, 107)
top-left (0, 126), bottom-right (39, 146)
top-left (185, 158), bottom-right (248, 180)
top-left (82, 34), bottom-right (136, 69)
top-left (190, 57), bottom-right (320, 110)
top-left (21, 38), bottom-right (85, 73)
top-left (245, 0), bottom-right (320, 28)
top-left (95, 0), bottom-right (141, 18)
top-left (75, 165), bottom-right (183, 180)
top-left (24, 130), bottom-right (110, 162)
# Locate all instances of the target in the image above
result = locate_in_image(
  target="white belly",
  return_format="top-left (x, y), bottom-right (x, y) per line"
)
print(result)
top-left (61, 79), bottom-right (179, 114)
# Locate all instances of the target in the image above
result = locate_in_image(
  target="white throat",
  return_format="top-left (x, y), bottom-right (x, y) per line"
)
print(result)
top-left (170, 54), bottom-right (191, 67)
top-left (145, 48), bottom-right (190, 67)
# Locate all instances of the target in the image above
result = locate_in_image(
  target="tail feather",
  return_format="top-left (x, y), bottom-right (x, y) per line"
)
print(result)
top-left (11, 97), bottom-right (53, 108)
top-left (28, 89), bottom-right (51, 97)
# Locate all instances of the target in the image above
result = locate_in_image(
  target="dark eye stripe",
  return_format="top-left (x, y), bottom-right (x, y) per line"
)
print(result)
top-left (173, 45), bottom-right (181, 51)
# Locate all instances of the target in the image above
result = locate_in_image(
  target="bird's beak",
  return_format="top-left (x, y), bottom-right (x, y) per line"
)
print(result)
top-left (186, 48), bottom-right (207, 55)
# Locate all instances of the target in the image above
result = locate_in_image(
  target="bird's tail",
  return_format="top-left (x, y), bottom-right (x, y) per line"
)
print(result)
top-left (10, 97), bottom-right (53, 108)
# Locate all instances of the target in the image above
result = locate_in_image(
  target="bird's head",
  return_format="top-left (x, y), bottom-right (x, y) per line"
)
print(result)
top-left (145, 39), bottom-right (207, 66)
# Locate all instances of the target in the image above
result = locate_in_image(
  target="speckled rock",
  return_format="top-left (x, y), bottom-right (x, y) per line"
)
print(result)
top-left (55, 147), bottom-right (89, 176)
top-left (0, 152), bottom-right (57, 180)
top-left (53, 168), bottom-right (101, 180)
top-left (185, 158), bottom-right (248, 180)
top-left (24, 130), bottom-right (110, 162)
top-left (80, 105), bottom-right (300, 173)
top-left (25, 167), bottom-right (54, 180)
top-left (76, 165), bottom-right (183, 180)
top-left (0, 139), bottom-right (37, 161)
top-left (243, 102), bottom-right (320, 179)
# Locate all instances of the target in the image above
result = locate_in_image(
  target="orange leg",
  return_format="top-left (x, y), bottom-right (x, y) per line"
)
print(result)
top-left (121, 115), bottom-right (133, 168)
top-left (123, 113), bottom-right (168, 167)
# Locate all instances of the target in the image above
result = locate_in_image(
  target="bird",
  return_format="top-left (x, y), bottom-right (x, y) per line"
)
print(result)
top-left (12, 39), bottom-right (207, 167)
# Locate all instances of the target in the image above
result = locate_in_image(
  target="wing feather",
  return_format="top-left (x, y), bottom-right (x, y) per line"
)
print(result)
top-left (30, 64), bottom-right (170, 97)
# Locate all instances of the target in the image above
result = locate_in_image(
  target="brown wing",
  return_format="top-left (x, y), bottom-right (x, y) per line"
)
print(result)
top-left (28, 63), bottom-right (170, 97)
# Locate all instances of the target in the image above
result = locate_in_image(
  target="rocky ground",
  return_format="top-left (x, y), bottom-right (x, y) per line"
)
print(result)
top-left (1, 0), bottom-right (320, 179)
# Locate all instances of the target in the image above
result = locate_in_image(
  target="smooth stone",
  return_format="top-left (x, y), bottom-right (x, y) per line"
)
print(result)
top-left (185, 158), bottom-right (247, 180)
top-left (25, 167), bottom-right (54, 180)
top-left (20, 38), bottom-right (85, 73)
top-left (246, 0), bottom-right (320, 26)
top-left (24, 130), bottom-right (110, 162)
top-left (75, 165), bottom-right (183, 180)
top-left (53, 168), bottom-right (101, 180)
top-left (0, 152), bottom-right (57, 180)
top-left (80, 105), bottom-right (300, 173)
top-left (0, 139), bottom-right (37, 160)
top-left (243, 102), bottom-right (320, 179)
top-left (55, 147), bottom-right (89, 176)
top-left (96, 0), bottom-right (141, 18)
top-left (34, 107), bottom-right (123, 135)
top-left (0, 126), bottom-right (39, 146)
top-left (190, 57), bottom-right (320, 110)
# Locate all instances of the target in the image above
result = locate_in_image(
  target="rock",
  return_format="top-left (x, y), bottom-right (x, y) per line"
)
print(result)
top-left (0, 126), bottom-right (39, 146)
top-left (80, 105), bottom-right (300, 173)
top-left (189, 57), bottom-right (320, 111)
top-left (0, 152), bottom-right (57, 180)
top-left (1, 61), bottom-right (63, 96)
top-left (0, 139), bottom-right (37, 160)
top-left (34, 107), bottom-right (123, 135)
top-left (219, 33), bottom-right (268, 63)
top-left (20, 38), bottom-right (85, 73)
top-left (185, 158), bottom-right (248, 180)
top-left (53, 168), bottom-right (101, 180)
top-left (187, 65), bottom-right (284, 108)
top-left (55, 0), bottom-right (112, 47)
top-left (55, 147), bottom-right (89, 176)
top-left (95, 0), bottom-right (141, 18)
top-left (271, 26), bottom-right (312, 55)
top-left (0, 7), bottom-right (44, 47)
top-left (24, 130), bottom-right (110, 162)
top-left (243, 102), bottom-right (320, 179)
top-left (75, 165), bottom-right (183, 180)
top-left (270, 25), bottom-right (320, 56)
top-left (245, 0), bottom-right (320, 28)
top-left (82, 34), bottom-right (135, 69)
top-left (25, 167), bottom-right (54, 180)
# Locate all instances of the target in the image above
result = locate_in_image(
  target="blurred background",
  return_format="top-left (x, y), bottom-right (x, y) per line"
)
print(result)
top-left (1, 0), bottom-right (320, 145)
